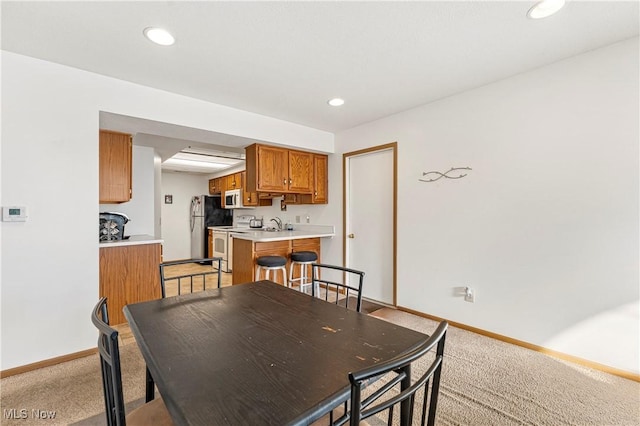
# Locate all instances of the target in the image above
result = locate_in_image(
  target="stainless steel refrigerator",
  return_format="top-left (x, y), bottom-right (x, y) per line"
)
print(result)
top-left (190, 195), bottom-right (233, 258)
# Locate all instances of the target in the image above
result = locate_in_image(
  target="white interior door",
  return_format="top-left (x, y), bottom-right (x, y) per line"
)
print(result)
top-left (345, 145), bottom-right (395, 305)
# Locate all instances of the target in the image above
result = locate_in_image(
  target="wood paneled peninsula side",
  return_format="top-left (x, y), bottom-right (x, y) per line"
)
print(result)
top-left (99, 235), bottom-right (163, 325)
top-left (231, 225), bottom-right (335, 285)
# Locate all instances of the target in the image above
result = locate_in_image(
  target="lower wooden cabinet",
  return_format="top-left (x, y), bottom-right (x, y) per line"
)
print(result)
top-left (99, 243), bottom-right (162, 325)
top-left (232, 238), bottom-right (320, 285)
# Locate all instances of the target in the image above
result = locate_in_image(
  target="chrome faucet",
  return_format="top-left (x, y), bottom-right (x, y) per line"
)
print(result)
top-left (270, 217), bottom-right (283, 230)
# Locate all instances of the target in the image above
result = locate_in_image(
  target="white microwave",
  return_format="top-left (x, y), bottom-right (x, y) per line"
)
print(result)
top-left (224, 189), bottom-right (246, 209)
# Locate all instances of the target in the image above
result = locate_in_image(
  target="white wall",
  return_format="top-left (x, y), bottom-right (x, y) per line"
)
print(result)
top-left (160, 172), bottom-right (210, 261)
top-left (100, 145), bottom-right (156, 236)
top-left (0, 51), bottom-right (333, 370)
top-left (333, 38), bottom-right (639, 373)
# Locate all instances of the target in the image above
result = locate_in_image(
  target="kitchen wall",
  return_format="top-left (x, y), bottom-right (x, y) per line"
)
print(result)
top-left (331, 38), bottom-right (639, 374)
top-left (0, 50), bottom-right (333, 371)
top-left (99, 145), bottom-right (156, 236)
top-left (160, 171), bottom-right (209, 261)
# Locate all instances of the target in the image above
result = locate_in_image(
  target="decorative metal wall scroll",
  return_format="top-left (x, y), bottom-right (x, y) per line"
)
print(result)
top-left (419, 167), bottom-right (472, 183)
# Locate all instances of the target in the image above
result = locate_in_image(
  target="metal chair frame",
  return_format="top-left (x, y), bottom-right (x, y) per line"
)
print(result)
top-left (310, 263), bottom-right (365, 312)
top-left (333, 321), bottom-right (448, 426)
top-left (90, 297), bottom-right (129, 426)
top-left (159, 258), bottom-right (223, 298)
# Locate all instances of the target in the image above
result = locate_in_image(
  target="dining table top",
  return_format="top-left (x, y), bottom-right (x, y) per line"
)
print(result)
top-left (123, 280), bottom-right (428, 425)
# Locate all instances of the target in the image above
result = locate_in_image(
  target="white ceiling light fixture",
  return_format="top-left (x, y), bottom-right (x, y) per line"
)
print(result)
top-left (143, 27), bottom-right (175, 46)
top-left (163, 151), bottom-right (244, 173)
top-left (527, 0), bottom-right (566, 19)
top-left (327, 98), bottom-right (345, 107)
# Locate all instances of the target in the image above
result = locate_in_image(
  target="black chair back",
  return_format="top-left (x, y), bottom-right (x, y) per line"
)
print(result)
top-left (159, 258), bottom-right (223, 298)
top-left (341, 321), bottom-right (448, 426)
top-left (311, 263), bottom-right (365, 312)
top-left (91, 297), bottom-right (126, 426)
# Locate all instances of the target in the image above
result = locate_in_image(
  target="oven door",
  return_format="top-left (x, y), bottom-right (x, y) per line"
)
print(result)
top-left (212, 230), bottom-right (230, 272)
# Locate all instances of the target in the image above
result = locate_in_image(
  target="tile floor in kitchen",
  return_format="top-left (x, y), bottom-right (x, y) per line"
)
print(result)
top-left (113, 262), bottom-right (233, 346)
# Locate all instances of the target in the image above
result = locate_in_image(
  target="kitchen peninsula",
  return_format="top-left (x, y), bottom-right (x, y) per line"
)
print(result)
top-left (99, 235), bottom-right (163, 324)
top-left (231, 225), bottom-right (334, 285)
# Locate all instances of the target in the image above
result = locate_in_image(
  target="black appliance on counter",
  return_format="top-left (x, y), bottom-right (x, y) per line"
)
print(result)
top-left (190, 195), bottom-right (233, 258)
top-left (99, 212), bottom-right (130, 242)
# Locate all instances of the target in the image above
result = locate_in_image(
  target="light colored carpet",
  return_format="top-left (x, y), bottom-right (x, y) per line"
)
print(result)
top-left (1, 307), bottom-right (638, 425)
top-left (368, 308), bottom-right (640, 425)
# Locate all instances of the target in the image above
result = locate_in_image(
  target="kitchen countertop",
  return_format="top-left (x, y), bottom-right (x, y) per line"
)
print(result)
top-left (229, 225), bottom-right (335, 242)
top-left (99, 234), bottom-right (163, 248)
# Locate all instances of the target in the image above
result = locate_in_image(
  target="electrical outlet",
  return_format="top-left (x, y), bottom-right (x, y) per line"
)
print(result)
top-left (295, 215), bottom-right (300, 223)
top-left (464, 287), bottom-right (475, 303)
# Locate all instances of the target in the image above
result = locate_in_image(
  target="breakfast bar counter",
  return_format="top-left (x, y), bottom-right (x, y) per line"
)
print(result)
top-left (232, 225), bottom-right (334, 285)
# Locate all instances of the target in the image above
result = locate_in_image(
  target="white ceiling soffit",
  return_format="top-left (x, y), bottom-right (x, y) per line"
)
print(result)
top-left (2, 2), bottom-right (638, 133)
top-left (100, 111), bottom-right (251, 173)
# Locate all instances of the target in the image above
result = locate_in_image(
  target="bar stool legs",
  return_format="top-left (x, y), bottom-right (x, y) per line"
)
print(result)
top-left (289, 251), bottom-right (318, 294)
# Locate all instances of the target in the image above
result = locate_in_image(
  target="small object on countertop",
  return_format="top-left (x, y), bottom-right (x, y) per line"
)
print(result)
top-left (286, 222), bottom-right (293, 231)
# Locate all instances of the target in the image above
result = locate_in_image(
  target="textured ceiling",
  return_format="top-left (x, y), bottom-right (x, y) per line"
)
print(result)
top-left (3, 1), bottom-right (638, 134)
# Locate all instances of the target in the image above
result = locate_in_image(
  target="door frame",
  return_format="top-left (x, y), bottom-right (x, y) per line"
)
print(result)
top-left (343, 142), bottom-right (398, 306)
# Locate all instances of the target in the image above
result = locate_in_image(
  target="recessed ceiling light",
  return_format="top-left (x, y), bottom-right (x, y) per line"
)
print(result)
top-left (527, 0), bottom-right (566, 19)
top-left (327, 98), bottom-right (345, 107)
top-left (143, 27), bottom-right (175, 46)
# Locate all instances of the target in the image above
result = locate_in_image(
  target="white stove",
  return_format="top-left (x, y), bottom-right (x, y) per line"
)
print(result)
top-left (210, 215), bottom-right (259, 272)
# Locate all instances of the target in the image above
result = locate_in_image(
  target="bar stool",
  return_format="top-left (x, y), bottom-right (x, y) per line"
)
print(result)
top-left (288, 251), bottom-right (318, 293)
top-left (256, 256), bottom-right (287, 286)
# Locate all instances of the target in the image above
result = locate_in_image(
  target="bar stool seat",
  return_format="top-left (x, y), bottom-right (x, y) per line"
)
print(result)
top-left (289, 251), bottom-right (318, 293)
top-left (256, 256), bottom-right (287, 286)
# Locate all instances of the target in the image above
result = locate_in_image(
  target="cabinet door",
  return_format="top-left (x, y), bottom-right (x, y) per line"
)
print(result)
top-left (257, 145), bottom-right (288, 192)
top-left (241, 171), bottom-right (258, 206)
top-left (288, 150), bottom-right (314, 193)
top-left (99, 130), bottom-right (132, 203)
top-left (312, 154), bottom-right (328, 204)
top-left (209, 177), bottom-right (222, 194)
top-left (226, 173), bottom-right (239, 190)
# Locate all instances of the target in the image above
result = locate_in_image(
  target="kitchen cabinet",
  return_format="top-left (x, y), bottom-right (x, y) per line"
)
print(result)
top-left (245, 144), bottom-right (314, 194)
top-left (99, 242), bottom-right (162, 325)
top-left (208, 177), bottom-right (223, 194)
top-left (99, 130), bottom-right (132, 203)
top-left (225, 172), bottom-right (243, 191)
top-left (295, 154), bottom-right (328, 205)
top-left (241, 171), bottom-right (259, 207)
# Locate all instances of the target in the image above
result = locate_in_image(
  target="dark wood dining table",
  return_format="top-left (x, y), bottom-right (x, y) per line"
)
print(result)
top-left (123, 280), bottom-right (428, 425)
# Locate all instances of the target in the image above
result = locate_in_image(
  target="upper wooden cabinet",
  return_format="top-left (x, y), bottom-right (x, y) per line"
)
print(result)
top-left (208, 177), bottom-right (223, 195)
top-left (99, 130), bottom-right (132, 204)
top-left (246, 144), bottom-right (314, 194)
top-left (241, 171), bottom-right (259, 207)
top-left (225, 172), bottom-right (243, 191)
top-left (311, 154), bottom-right (328, 204)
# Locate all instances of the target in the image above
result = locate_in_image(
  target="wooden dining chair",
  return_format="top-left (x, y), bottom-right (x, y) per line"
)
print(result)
top-left (91, 297), bottom-right (173, 426)
top-left (159, 257), bottom-right (223, 298)
top-left (310, 263), bottom-right (365, 312)
top-left (331, 320), bottom-right (448, 426)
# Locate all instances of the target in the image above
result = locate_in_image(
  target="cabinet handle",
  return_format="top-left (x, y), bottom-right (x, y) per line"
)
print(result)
top-left (289, 179), bottom-right (292, 185)
top-left (314, 191), bottom-right (318, 196)
top-left (348, 233), bottom-right (355, 239)
top-left (283, 178), bottom-right (287, 185)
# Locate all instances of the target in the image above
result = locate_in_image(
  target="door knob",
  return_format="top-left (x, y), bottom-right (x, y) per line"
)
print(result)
top-left (348, 233), bottom-right (355, 239)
